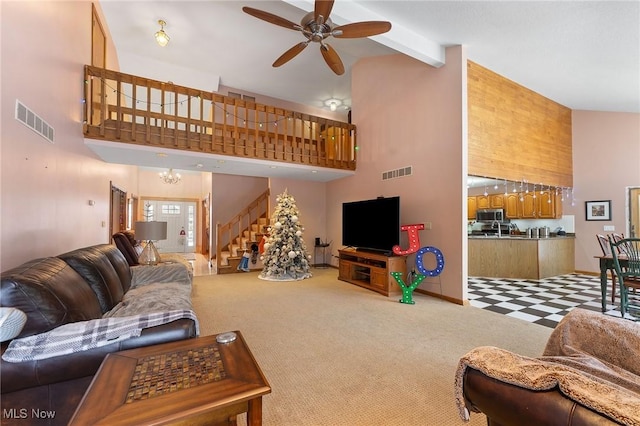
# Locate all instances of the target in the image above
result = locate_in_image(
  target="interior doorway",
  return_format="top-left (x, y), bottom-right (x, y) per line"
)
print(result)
top-left (109, 183), bottom-right (126, 240)
top-left (627, 186), bottom-right (640, 238)
top-left (141, 199), bottom-right (198, 254)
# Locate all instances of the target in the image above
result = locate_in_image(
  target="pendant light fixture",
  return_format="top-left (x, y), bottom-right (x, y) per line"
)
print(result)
top-left (154, 20), bottom-right (170, 47)
top-left (159, 168), bottom-right (181, 184)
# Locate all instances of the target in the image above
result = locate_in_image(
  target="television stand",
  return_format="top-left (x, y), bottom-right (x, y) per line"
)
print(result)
top-left (338, 248), bottom-right (407, 297)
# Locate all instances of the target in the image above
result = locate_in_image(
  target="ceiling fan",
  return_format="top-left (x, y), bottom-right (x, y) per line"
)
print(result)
top-left (242, 0), bottom-right (392, 75)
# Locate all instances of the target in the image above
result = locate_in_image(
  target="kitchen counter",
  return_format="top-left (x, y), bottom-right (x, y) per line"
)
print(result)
top-left (468, 235), bottom-right (575, 279)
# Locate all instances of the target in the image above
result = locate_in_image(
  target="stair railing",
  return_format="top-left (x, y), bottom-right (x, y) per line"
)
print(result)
top-left (216, 189), bottom-right (270, 272)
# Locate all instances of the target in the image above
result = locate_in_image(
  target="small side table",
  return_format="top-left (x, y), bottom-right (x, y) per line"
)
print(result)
top-left (314, 243), bottom-right (331, 268)
top-left (69, 331), bottom-right (270, 426)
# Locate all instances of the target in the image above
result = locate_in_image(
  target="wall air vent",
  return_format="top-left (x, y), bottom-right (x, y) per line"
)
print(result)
top-left (382, 166), bottom-right (412, 181)
top-left (15, 100), bottom-right (54, 143)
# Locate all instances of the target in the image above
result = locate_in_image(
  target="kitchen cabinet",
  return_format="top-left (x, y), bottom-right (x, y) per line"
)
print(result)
top-left (468, 192), bottom-right (563, 219)
top-left (476, 195), bottom-right (490, 209)
top-left (520, 193), bottom-right (537, 218)
top-left (504, 194), bottom-right (520, 219)
top-left (520, 192), bottom-right (563, 219)
top-left (468, 196), bottom-right (478, 220)
top-left (489, 194), bottom-right (505, 208)
top-left (538, 191), bottom-right (563, 218)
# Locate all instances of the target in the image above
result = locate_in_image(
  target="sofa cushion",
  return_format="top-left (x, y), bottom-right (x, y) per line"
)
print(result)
top-left (94, 244), bottom-right (133, 293)
top-left (0, 258), bottom-right (102, 338)
top-left (58, 246), bottom-right (125, 314)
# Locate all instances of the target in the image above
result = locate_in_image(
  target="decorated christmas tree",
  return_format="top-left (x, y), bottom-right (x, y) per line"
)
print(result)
top-left (259, 190), bottom-right (312, 281)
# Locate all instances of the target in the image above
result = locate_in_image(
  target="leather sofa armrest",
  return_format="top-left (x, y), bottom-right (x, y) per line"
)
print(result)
top-left (1, 318), bottom-right (196, 394)
top-left (463, 367), bottom-right (619, 426)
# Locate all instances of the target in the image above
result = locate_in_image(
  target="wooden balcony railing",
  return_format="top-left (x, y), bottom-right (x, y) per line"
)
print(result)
top-left (83, 66), bottom-right (357, 170)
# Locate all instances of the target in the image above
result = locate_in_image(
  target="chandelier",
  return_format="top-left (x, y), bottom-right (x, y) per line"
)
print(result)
top-left (159, 168), bottom-right (181, 184)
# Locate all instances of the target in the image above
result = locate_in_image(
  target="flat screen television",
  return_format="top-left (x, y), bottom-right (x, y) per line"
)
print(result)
top-left (342, 196), bottom-right (400, 254)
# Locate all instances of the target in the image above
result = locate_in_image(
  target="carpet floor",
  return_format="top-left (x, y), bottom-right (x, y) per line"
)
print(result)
top-left (191, 268), bottom-right (552, 425)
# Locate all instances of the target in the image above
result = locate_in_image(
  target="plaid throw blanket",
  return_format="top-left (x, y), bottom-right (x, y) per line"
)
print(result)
top-left (2, 310), bottom-right (199, 363)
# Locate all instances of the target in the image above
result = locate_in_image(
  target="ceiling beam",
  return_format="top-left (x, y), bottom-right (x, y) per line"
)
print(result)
top-left (282, 0), bottom-right (445, 67)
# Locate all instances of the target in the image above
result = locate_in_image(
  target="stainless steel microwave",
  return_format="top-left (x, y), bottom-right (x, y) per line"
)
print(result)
top-left (476, 209), bottom-right (504, 222)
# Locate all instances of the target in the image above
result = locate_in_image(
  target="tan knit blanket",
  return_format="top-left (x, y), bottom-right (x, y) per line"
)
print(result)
top-left (454, 308), bottom-right (640, 425)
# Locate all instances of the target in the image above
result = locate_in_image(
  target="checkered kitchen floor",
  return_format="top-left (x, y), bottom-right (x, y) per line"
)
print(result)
top-left (467, 274), bottom-right (629, 328)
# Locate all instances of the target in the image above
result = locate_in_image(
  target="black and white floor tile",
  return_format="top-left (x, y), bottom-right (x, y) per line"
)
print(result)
top-left (467, 274), bottom-right (635, 328)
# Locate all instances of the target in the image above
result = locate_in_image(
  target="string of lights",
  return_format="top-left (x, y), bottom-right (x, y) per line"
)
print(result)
top-left (469, 175), bottom-right (575, 206)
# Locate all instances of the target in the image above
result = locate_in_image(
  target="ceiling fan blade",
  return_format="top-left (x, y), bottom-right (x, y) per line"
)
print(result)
top-left (333, 21), bottom-right (392, 38)
top-left (273, 42), bottom-right (309, 67)
top-left (314, 0), bottom-right (334, 25)
top-left (320, 43), bottom-right (345, 75)
top-left (242, 6), bottom-right (301, 31)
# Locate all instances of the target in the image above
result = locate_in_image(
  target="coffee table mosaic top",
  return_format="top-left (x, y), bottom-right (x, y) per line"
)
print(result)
top-left (69, 332), bottom-right (271, 426)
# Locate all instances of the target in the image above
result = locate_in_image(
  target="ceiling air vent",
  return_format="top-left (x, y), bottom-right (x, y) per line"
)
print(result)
top-left (15, 100), bottom-right (54, 143)
top-left (382, 166), bottom-right (412, 181)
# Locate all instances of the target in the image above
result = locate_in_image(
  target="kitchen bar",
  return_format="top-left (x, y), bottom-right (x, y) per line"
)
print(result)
top-left (468, 235), bottom-right (575, 279)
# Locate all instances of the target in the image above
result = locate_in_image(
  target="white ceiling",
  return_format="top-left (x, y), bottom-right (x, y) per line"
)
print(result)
top-left (96, 0), bottom-right (640, 181)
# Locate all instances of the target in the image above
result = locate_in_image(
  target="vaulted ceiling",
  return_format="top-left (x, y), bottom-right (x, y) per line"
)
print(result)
top-left (96, 1), bottom-right (639, 180)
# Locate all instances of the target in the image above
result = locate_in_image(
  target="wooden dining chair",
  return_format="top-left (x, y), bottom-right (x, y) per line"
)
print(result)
top-left (597, 234), bottom-right (617, 304)
top-left (610, 238), bottom-right (640, 318)
top-left (611, 233), bottom-right (625, 253)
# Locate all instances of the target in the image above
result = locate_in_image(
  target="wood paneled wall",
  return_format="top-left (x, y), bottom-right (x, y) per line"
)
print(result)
top-left (468, 61), bottom-right (573, 188)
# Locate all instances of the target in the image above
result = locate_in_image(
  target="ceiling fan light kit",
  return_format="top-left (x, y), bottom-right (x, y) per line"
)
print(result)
top-left (243, 0), bottom-right (391, 75)
top-left (325, 99), bottom-right (342, 111)
top-left (154, 19), bottom-right (170, 47)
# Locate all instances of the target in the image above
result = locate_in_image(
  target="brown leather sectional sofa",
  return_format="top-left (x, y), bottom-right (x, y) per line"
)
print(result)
top-left (1, 244), bottom-right (197, 425)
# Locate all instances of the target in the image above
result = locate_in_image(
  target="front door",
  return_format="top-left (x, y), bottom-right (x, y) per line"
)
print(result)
top-left (143, 200), bottom-right (197, 253)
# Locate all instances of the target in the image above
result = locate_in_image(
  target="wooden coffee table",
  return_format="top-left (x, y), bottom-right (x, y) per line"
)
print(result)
top-left (69, 331), bottom-right (271, 426)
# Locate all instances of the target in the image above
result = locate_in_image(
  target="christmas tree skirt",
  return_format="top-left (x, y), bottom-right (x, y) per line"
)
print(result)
top-left (258, 272), bottom-right (312, 282)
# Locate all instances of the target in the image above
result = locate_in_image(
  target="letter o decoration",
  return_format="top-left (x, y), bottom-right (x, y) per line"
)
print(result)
top-left (415, 246), bottom-right (445, 277)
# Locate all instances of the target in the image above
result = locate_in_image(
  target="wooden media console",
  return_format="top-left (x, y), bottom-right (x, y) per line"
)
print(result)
top-left (338, 248), bottom-right (407, 297)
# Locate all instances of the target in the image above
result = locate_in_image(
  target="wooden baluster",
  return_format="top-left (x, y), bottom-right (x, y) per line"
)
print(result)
top-left (131, 81), bottom-right (137, 142)
top-left (198, 92), bottom-right (203, 150)
top-left (173, 86), bottom-right (178, 147)
top-left (115, 78), bottom-right (122, 140)
top-left (186, 93), bottom-right (192, 149)
top-left (99, 68), bottom-right (106, 137)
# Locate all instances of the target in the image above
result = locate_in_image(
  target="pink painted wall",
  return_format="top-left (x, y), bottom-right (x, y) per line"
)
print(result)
top-left (0, 1), bottom-right (139, 270)
top-left (327, 48), bottom-right (467, 302)
top-left (567, 110), bottom-right (640, 273)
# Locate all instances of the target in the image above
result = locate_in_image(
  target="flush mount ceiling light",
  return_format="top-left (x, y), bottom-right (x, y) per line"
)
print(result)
top-left (154, 20), bottom-right (170, 47)
top-left (324, 99), bottom-right (342, 111)
top-left (159, 168), bottom-right (181, 184)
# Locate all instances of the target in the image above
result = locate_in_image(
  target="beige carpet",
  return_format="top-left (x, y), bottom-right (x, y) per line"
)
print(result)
top-left (191, 268), bottom-right (552, 425)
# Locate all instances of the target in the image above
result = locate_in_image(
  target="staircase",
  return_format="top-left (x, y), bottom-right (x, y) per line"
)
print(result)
top-left (216, 190), bottom-right (270, 274)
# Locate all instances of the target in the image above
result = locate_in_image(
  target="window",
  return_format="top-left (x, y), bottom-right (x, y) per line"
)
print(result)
top-left (161, 204), bottom-right (181, 215)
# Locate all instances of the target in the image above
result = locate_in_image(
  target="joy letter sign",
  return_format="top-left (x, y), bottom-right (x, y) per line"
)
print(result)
top-left (390, 224), bottom-right (445, 304)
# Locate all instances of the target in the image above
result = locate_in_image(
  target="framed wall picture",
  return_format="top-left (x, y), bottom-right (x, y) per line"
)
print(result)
top-left (585, 200), bottom-right (612, 221)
